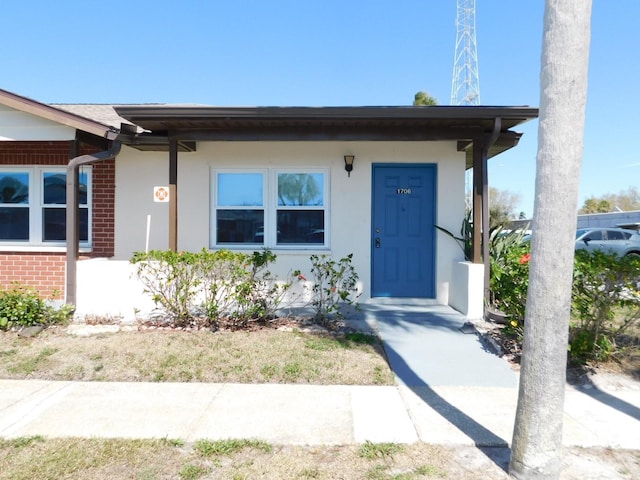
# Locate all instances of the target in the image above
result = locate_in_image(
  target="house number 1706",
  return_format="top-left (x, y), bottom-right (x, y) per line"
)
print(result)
top-left (396, 188), bottom-right (412, 194)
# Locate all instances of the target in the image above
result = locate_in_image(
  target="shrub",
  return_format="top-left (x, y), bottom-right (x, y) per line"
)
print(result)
top-left (131, 248), bottom-right (289, 328)
top-left (197, 249), bottom-right (288, 328)
top-left (570, 250), bottom-right (640, 363)
top-left (435, 209), bottom-right (473, 260)
top-left (0, 284), bottom-right (73, 331)
top-left (295, 253), bottom-right (360, 325)
top-left (132, 249), bottom-right (362, 328)
top-left (131, 250), bottom-right (200, 325)
top-left (488, 229), bottom-right (640, 365)
top-left (488, 228), bottom-right (531, 330)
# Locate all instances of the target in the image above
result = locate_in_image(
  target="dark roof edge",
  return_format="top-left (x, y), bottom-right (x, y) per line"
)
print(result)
top-left (115, 105), bottom-right (539, 121)
top-left (0, 88), bottom-right (118, 140)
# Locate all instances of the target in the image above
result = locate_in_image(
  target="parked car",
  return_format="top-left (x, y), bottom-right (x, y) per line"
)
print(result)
top-left (575, 227), bottom-right (640, 257)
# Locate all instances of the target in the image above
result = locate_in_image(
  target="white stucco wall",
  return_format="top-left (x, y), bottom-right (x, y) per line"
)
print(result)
top-left (449, 261), bottom-right (484, 319)
top-left (76, 258), bottom-right (156, 322)
top-left (112, 141), bottom-right (467, 307)
top-left (0, 104), bottom-right (75, 140)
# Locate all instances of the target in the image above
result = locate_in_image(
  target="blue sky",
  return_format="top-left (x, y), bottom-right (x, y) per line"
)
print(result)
top-left (2, 0), bottom-right (638, 217)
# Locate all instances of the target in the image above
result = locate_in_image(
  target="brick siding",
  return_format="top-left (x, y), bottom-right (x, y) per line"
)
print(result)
top-left (0, 141), bottom-right (115, 297)
top-left (0, 253), bottom-right (66, 299)
top-left (90, 154), bottom-right (115, 256)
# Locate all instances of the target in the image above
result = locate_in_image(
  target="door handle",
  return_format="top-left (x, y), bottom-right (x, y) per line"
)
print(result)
top-left (375, 237), bottom-right (381, 248)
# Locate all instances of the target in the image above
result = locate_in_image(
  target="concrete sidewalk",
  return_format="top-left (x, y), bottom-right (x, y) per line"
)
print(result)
top-left (1, 301), bottom-right (639, 448)
top-left (0, 379), bottom-right (638, 448)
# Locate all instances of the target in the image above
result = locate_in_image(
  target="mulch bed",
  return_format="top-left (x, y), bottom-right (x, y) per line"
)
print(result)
top-left (487, 328), bottom-right (522, 364)
top-left (131, 315), bottom-right (362, 337)
top-left (478, 318), bottom-right (640, 384)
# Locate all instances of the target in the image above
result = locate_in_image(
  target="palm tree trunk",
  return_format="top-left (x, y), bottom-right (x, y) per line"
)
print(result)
top-left (509, 1), bottom-right (592, 479)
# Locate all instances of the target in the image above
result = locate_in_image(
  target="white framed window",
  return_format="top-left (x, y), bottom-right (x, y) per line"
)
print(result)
top-left (214, 170), bottom-right (265, 245)
top-left (275, 171), bottom-right (326, 246)
top-left (0, 166), bottom-right (91, 246)
top-left (211, 168), bottom-right (328, 249)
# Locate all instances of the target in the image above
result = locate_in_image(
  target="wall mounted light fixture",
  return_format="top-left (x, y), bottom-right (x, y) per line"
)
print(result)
top-left (344, 155), bottom-right (355, 177)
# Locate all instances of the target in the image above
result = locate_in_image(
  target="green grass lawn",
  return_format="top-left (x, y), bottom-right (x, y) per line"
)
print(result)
top-left (0, 325), bottom-right (395, 385)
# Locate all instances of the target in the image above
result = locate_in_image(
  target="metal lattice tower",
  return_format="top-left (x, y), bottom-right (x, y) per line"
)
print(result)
top-left (451, 0), bottom-right (480, 106)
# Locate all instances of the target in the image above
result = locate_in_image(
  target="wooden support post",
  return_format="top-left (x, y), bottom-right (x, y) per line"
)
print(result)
top-left (169, 140), bottom-right (178, 252)
top-left (481, 143), bottom-right (491, 303)
top-left (471, 136), bottom-right (491, 304)
top-left (472, 140), bottom-right (483, 264)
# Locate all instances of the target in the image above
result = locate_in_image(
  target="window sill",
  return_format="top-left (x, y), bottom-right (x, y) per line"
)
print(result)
top-left (211, 245), bottom-right (331, 253)
top-left (0, 245), bottom-right (93, 254)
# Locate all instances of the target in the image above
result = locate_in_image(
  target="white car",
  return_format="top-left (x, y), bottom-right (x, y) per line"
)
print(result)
top-left (575, 227), bottom-right (640, 257)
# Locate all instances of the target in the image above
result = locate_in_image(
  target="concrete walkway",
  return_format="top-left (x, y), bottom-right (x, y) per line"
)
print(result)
top-left (0, 301), bottom-right (639, 449)
top-left (359, 301), bottom-right (517, 387)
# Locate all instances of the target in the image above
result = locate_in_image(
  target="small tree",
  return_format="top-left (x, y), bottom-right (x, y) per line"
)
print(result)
top-left (580, 197), bottom-right (611, 213)
top-left (489, 187), bottom-right (521, 230)
top-left (413, 91), bottom-right (438, 106)
top-left (579, 186), bottom-right (640, 213)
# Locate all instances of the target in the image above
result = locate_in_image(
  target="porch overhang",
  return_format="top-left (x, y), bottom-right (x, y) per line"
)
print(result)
top-left (115, 105), bottom-right (536, 156)
top-left (113, 104), bottom-right (538, 305)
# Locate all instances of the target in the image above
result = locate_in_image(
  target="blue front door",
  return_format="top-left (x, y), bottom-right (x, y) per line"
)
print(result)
top-left (371, 164), bottom-right (436, 297)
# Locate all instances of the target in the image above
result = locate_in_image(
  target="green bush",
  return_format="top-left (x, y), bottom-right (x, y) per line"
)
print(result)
top-left (435, 209), bottom-right (473, 260)
top-left (0, 284), bottom-right (73, 331)
top-left (131, 248), bottom-right (289, 328)
top-left (488, 232), bottom-right (640, 364)
top-left (489, 228), bottom-right (531, 333)
top-left (570, 250), bottom-right (640, 363)
top-left (199, 249), bottom-right (288, 327)
top-left (131, 250), bottom-right (200, 324)
top-left (295, 253), bottom-right (361, 325)
top-left (131, 249), bottom-right (363, 328)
